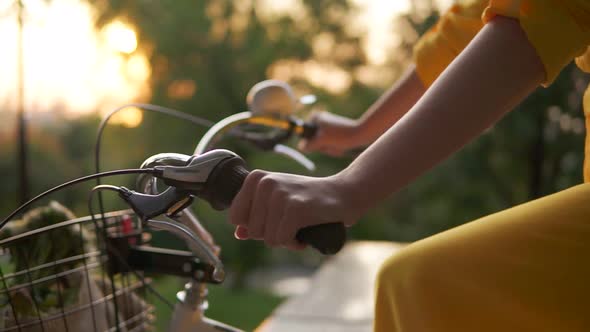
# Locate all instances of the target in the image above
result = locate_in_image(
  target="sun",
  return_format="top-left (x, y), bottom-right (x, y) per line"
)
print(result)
top-left (0, 0), bottom-right (150, 127)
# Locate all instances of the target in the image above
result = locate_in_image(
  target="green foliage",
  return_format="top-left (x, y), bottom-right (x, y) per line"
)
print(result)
top-left (206, 283), bottom-right (284, 330)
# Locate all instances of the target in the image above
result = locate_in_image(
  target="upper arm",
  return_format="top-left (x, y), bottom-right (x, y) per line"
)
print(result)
top-left (413, 0), bottom-right (590, 88)
top-left (483, 0), bottom-right (590, 86)
top-left (413, 0), bottom-right (489, 87)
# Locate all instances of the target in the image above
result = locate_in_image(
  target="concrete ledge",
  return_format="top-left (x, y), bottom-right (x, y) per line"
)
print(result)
top-left (257, 241), bottom-right (406, 332)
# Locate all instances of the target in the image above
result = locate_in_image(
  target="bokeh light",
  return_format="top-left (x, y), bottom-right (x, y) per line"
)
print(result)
top-left (103, 21), bottom-right (138, 54)
top-left (108, 106), bottom-right (143, 128)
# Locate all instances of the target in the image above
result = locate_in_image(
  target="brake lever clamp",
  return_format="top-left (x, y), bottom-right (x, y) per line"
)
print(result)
top-left (118, 186), bottom-right (194, 220)
top-left (153, 149), bottom-right (247, 210)
top-left (154, 150), bottom-right (238, 189)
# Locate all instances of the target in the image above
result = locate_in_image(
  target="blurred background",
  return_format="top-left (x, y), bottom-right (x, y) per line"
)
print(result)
top-left (0, 0), bottom-right (588, 330)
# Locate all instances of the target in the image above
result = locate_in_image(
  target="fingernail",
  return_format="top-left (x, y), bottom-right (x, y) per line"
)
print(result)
top-left (235, 226), bottom-right (249, 240)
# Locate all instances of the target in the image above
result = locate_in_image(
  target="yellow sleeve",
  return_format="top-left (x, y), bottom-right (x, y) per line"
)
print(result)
top-left (483, 0), bottom-right (590, 86)
top-left (413, 0), bottom-right (489, 87)
top-left (576, 48), bottom-right (590, 74)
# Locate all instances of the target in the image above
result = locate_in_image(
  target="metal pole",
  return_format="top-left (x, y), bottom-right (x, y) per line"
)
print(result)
top-left (16, 0), bottom-right (29, 204)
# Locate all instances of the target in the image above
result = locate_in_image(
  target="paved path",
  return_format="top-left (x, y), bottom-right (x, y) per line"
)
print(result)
top-left (257, 241), bottom-right (406, 332)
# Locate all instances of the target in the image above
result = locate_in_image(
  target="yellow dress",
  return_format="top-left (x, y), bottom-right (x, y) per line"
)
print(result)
top-left (374, 1), bottom-right (590, 331)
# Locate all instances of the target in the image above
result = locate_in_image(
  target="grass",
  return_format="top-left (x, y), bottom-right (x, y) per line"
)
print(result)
top-left (151, 276), bottom-right (284, 331)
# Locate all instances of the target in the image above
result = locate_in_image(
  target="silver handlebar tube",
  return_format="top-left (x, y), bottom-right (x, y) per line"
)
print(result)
top-left (194, 112), bottom-right (316, 172)
top-left (194, 112), bottom-right (253, 155)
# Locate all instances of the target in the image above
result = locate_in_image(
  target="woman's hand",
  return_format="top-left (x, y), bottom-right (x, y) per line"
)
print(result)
top-left (298, 66), bottom-right (425, 158)
top-left (298, 112), bottom-right (363, 157)
top-left (228, 170), bottom-right (361, 250)
top-left (297, 66), bottom-right (425, 157)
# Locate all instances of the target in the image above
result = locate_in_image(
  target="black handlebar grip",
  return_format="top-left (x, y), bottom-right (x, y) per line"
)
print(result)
top-left (295, 222), bottom-right (346, 255)
top-left (301, 122), bottom-right (319, 139)
top-left (204, 156), bottom-right (346, 255)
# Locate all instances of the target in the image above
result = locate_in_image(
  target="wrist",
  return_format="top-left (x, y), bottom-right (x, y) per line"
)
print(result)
top-left (327, 169), bottom-right (371, 222)
top-left (350, 118), bottom-right (374, 148)
top-left (331, 119), bottom-right (362, 151)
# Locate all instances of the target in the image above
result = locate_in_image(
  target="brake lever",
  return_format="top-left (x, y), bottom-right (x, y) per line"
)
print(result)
top-left (118, 186), bottom-right (194, 220)
top-left (146, 219), bottom-right (225, 282)
top-left (116, 186), bottom-right (226, 281)
top-left (173, 207), bottom-right (221, 256)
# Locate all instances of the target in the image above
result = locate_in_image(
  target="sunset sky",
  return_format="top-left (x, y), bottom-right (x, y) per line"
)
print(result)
top-left (0, 0), bottom-right (449, 123)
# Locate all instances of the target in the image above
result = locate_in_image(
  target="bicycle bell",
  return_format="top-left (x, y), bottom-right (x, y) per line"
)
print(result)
top-left (246, 79), bottom-right (298, 117)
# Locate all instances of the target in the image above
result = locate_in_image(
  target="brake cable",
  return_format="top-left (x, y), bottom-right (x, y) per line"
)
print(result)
top-left (0, 168), bottom-right (158, 230)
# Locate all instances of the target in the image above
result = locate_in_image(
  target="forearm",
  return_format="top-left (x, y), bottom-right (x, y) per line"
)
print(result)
top-left (355, 65), bottom-right (425, 146)
top-left (338, 17), bottom-right (545, 213)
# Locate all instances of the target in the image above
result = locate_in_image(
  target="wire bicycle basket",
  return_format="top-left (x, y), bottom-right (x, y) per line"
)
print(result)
top-left (0, 205), bottom-right (155, 332)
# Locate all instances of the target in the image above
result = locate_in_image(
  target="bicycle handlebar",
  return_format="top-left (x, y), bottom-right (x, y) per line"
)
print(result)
top-left (134, 82), bottom-right (339, 254)
top-left (201, 155), bottom-right (346, 255)
top-left (194, 111), bottom-right (318, 156)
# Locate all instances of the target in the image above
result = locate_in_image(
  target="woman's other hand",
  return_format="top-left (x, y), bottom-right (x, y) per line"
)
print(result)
top-left (297, 112), bottom-right (363, 157)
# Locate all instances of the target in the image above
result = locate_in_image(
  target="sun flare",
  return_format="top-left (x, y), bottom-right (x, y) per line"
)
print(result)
top-left (103, 21), bottom-right (138, 54)
top-left (109, 106), bottom-right (144, 128)
top-left (0, 0), bottom-right (150, 124)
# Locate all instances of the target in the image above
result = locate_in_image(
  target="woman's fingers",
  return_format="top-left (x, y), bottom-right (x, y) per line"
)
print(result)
top-left (246, 175), bottom-right (274, 239)
top-left (298, 133), bottom-right (325, 152)
top-left (277, 203), bottom-right (304, 249)
top-left (263, 192), bottom-right (285, 247)
top-left (297, 138), bottom-right (310, 152)
top-left (229, 170), bottom-right (266, 229)
top-left (298, 111), bottom-right (359, 156)
top-left (298, 112), bottom-right (325, 152)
